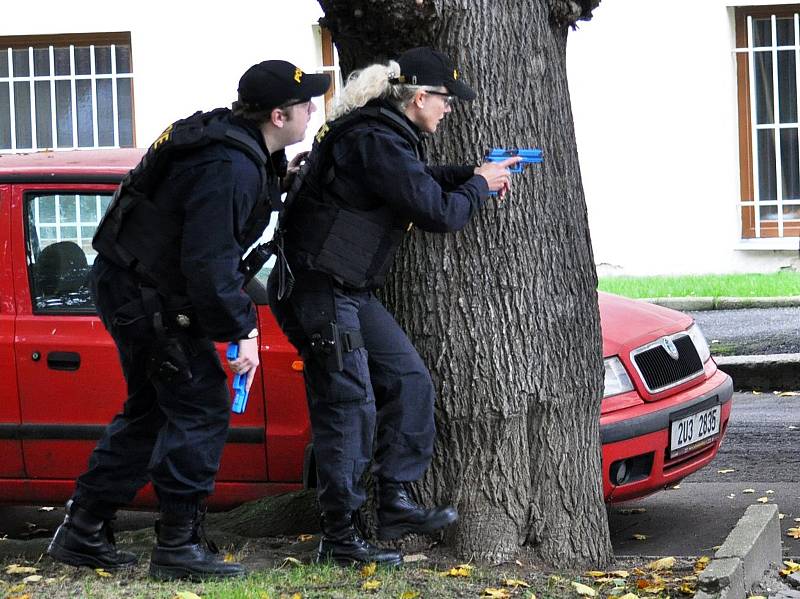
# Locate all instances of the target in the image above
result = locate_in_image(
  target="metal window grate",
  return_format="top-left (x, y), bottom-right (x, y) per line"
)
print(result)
top-left (631, 335), bottom-right (704, 394)
top-left (0, 41), bottom-right (134, 153)
top-left (736, 13), bottom-right (800, 238)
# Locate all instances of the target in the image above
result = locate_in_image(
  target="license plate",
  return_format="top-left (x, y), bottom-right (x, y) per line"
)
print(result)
top-left (669, 404), bottom-right (721, 458)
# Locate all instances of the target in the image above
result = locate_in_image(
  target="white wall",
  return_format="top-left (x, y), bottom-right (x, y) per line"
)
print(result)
top-left (567, 0), bottom-right (800, 275)
top-left (2, 0), bottom-right (327, 154)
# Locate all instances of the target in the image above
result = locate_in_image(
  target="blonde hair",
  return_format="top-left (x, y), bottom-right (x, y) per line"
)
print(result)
top-left (328, 60), bottom-right (429, 120)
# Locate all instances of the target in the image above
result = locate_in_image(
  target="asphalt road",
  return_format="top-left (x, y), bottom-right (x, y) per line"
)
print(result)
top-left (608, 391), bottom-right (800, 557)
top-left (691, 306), bottom-right (800, 355)
top-left (1, 394), bottom-right (797, 561)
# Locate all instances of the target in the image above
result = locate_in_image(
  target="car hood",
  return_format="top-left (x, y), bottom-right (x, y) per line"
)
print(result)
top-left (599, 291), bottom-right (694, 357)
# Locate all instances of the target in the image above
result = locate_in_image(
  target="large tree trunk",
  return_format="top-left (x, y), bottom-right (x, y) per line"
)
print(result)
top-left (317, 0), bottom-right (611, 567)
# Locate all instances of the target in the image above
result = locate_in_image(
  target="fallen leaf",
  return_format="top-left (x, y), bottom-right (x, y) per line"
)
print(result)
top-left (38, 507), bottom-right (55, 512)
top-left (5, 565), bottom-right (38, 575)
top-left (297, 534), bottom-right (314, 542)
top-left (752, 390), bottom-right (762, 394)
top-left (632, 534), bottom-right (648, 541)
top-left (281, 557), bottom-right (303, 567)
top-left (757, 497), bottom-right (770, 503)
top-left (482, 589), bottom-right (511, 598)
top-left (683, 576), bottom-right (699, 582)
top-left (6, 594), bottom-right (31, 599)
top-left (174, 593), bottom-right (202, 599)
top-left (694, 556), bottom-right (710, 573)
top-left (399, 592), bottom-right (420, 599)
top-left (94, 568), bottom-right (112, 578)
top-left (618, 594), bottom-right (640, 599)
top-left (7, 583), bottom-right (27, 594)
top-left (777, 391), bottom-right (800, 396)
top-left (609, 570), bottom-right (630, 578)
top-left (786, 528), bottom-right (800, 539)
top-left (780, 514), bottom-right (786, 520)
top-left (223, 553), bottom-right (236, 563)
top-left (727, 494), bottom-right (736, 499)
top-left (571, 581), bottom-right (597, 597)
top-left (21, 576), bottom-right (42, 583)
top-left (441, 566), bottom-right (472, 577)
top-left (679, 582), bottom-right (696, 595)
top-left (360, 563), bottom-right (377, 578)
top-left (717, 469), bottom-right (735, 474)
top-left (403, 554), bottom-right (428, 563)
top-left (790, 425), bottom-right (798, 430)
top-left (647, 557), bottom-right (675, 571)
top-left (362, 580), bottom-right (382, 590)
top-left (748, 596), bottom-right (767, 599)
top-left (671, 484), bottom-right (681, 490)
top-left (766, 490), bottom-right (775, 494)
top-left (742, 489), bottom-right (756, 494)
top-left (585, 571), bottom-right (606, 578)
top-left (504, 578), bottom-right (530, 587)
top-left (796, 518), bottom-right (800, 523)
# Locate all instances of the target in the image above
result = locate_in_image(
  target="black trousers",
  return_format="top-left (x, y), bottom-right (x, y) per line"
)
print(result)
top-left (268, 270), bottom-right (436, 513)
top-left (72, 256), bottom-right (230, 518)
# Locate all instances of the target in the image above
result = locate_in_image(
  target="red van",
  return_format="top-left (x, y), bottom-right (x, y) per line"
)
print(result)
top-left (0, 150), bottom-right (732, 509)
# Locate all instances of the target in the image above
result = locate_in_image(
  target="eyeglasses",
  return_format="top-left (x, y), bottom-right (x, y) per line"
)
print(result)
top-left (280, 99), bottom-right (313, 114)
top-left (425, 90), bottom-right (456, 107)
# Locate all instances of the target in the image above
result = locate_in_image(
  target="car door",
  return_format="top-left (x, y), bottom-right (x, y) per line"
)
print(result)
top-left (11, 183), bottom-right (268, 497)
top-left (0, 183), bottom-right (25, 484)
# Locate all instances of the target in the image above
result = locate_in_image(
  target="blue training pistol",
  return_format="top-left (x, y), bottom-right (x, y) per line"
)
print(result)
top-left (484, 148), bottom-right (544, 196)
top-left (484, 147), bottom-right (544, 172)
top-left (226, 342), bottom-right (249, 414)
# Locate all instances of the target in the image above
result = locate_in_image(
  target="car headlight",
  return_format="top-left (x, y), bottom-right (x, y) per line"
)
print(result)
top-left (687, 323), bottom-right (711, 363)
top-left (604, 356), bottom-right (634, 398)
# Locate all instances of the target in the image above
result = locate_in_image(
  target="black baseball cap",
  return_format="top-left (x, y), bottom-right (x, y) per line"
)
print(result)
top-left (237, 60), bottom-right (331, 110)
top-left (392, 47), bottom-right (476, 101)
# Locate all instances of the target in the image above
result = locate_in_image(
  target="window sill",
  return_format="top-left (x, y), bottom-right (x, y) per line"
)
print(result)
top-left (735, 237), bottom-right (799, 251)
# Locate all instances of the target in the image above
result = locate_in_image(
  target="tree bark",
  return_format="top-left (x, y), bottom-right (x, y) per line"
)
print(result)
top-left (317, 0), bottom-right (611, 567)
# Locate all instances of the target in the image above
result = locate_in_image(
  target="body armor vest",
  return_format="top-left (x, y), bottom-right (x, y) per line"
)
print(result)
top-left (280, 104), bottom-right (422, 290)
top-left (92, 108), bottom-right (274, 294)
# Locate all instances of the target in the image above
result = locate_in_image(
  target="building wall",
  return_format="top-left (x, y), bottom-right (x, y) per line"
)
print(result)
top-left (567, 0), bottom-right (800, 275)
top-left (1, 0), bottom-right (327, 155)
top-left (7, 0), bottom-right (799, 275)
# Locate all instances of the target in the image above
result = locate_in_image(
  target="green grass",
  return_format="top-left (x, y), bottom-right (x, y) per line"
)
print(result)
top-left (598, 271), bottom-right (800, 299)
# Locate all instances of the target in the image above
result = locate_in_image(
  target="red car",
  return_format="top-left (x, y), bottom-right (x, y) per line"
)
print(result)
top-left (0, 150), bottom-right (732, 509)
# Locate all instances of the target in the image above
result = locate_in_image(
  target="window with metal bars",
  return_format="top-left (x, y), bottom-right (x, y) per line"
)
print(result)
top-left (0, 33), bottom-right (134, 153)
top-left (735, 6), bottom-right (800, 239)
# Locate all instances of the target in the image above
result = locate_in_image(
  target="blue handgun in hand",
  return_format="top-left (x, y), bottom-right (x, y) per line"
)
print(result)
top-left (484, 148), bottom-right (544, 195)
top-left (226, 343), bottom-right (248, 414)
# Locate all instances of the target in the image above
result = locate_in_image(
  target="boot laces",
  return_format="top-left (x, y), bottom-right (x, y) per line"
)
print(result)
top-left (194, 507), bottom-right (219, 554)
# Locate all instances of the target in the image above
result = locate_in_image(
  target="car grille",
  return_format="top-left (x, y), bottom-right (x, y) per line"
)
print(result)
top-left (631, 334), bottom-right (703, 393)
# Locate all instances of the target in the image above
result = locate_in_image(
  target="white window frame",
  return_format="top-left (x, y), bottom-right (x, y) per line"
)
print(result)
top-left (735, 7), bottom-right (800, 241)
top-left (0, 36), bottom-right (134, 153)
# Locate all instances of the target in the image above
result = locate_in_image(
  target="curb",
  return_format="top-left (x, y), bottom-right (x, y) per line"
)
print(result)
top-left (715, 354), bottom-right (800, 390)
top-left (642, 296), bottom-right (800, 311)
top-left (695, 504), bottom-right (782, 599)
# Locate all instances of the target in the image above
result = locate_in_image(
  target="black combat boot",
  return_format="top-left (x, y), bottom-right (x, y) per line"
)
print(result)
top-left (317, 511), bottom-right (403, 567)
top-left (47, 500), bottom-right (137, 569)
top-left (148, 508), bottom-right (245, 581)
top-left (377, 481), bottom-right (458, 540)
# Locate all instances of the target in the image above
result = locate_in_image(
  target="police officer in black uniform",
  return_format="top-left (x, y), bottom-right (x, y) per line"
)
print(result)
top-left (47, 60), bottom-right (329, 580)
top-left (268, 47), bottom-right (519, 566)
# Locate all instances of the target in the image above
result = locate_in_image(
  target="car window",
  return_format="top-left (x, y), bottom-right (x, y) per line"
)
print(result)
top-left (25, 192), bottom-right (112, 314)
top-left (250, 212), bottom-right (277, 296)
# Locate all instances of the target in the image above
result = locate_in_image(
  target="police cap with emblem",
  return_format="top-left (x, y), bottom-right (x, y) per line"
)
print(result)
top-left (238, 60), bottom-right (330, 110)
top-left (391, 47), bottom-right (476, 101)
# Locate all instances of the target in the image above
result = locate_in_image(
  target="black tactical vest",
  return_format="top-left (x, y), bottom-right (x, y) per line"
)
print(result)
top-left (280, 104), bottom-right (422, 290)
top-left (93, 108), bottom-right (276, 294)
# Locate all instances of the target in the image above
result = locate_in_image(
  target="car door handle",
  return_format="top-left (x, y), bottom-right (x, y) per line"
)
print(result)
top-left (46, 351), bottom-right (81, 371)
